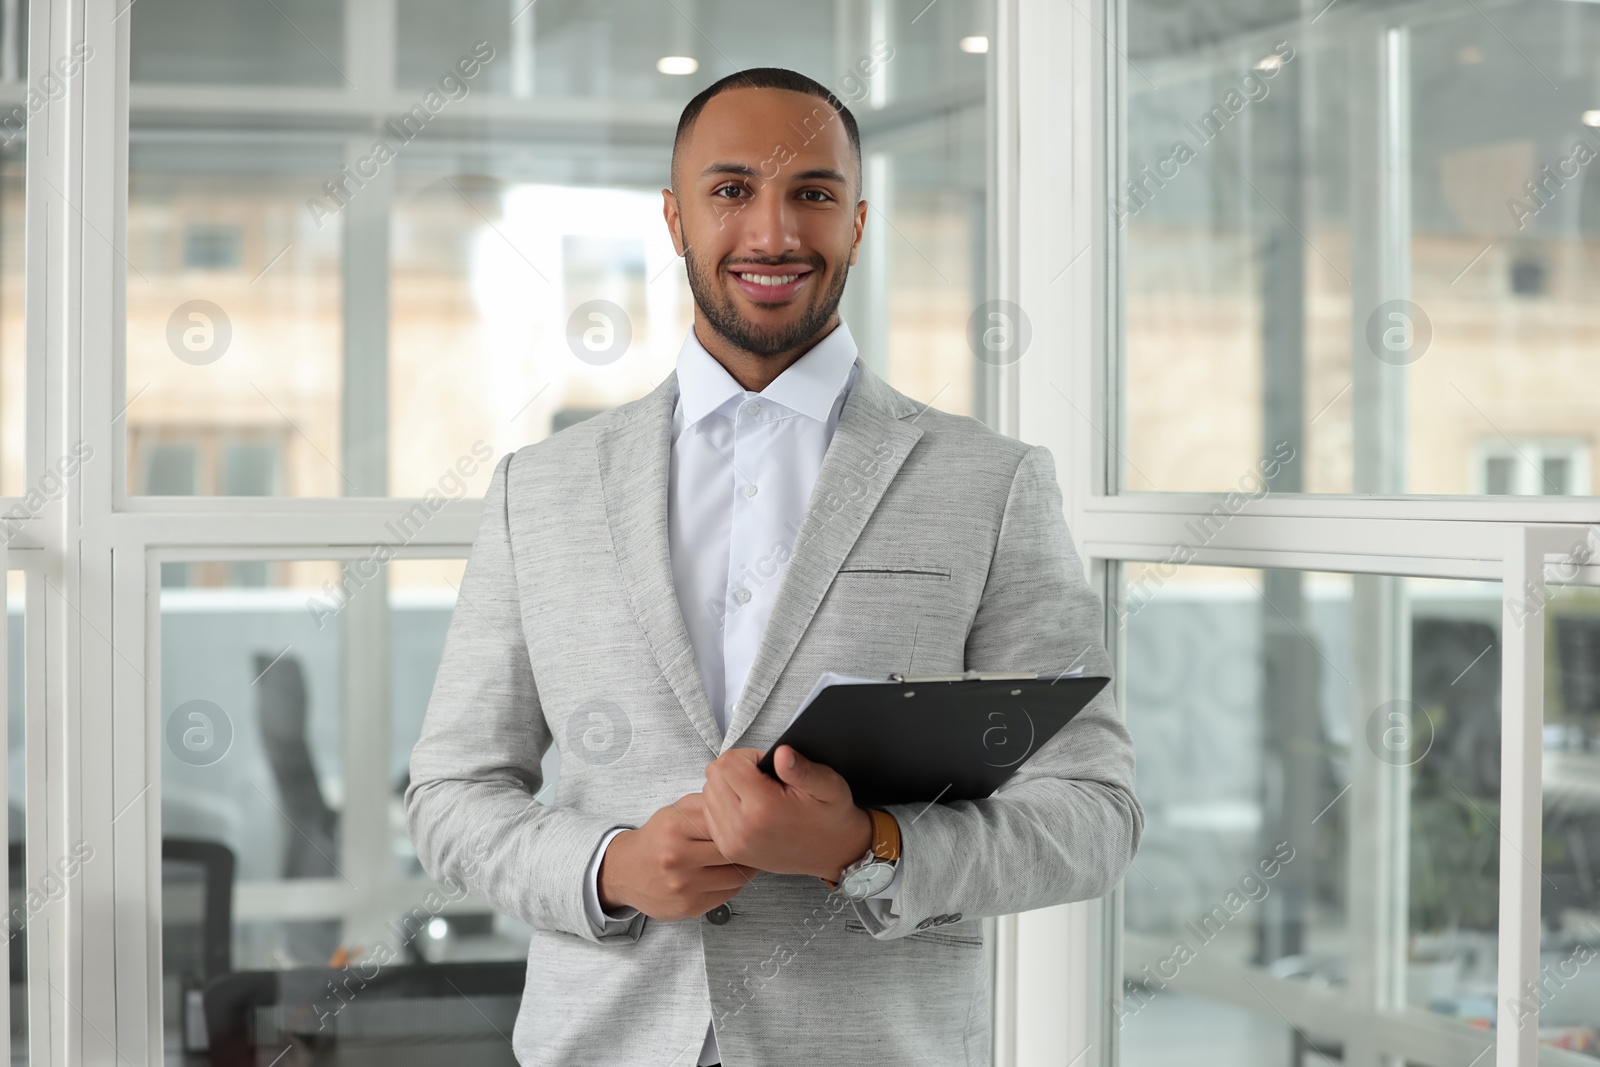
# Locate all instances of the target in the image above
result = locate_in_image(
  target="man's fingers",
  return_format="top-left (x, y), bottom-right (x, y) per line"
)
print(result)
top-left (672, 836), bottom-right (742, 870)
top-left (705, 861), bottom-right (759, 890)
top-left (704, 748), bottom-right (760, 775)
top-left (710, 747), bottom-right (783, 804)
top-left (668, 793), bottom-right (714, 837)
top-left (772, 744), bottom-right (831, 794)
top-left (701, 772), bottom-right (736, 807)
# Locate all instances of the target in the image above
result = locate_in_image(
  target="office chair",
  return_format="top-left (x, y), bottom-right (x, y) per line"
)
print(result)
top-left (162, 838), bottom-right (236, 1055)
top-left (252, 651), bottom-right (342, 965)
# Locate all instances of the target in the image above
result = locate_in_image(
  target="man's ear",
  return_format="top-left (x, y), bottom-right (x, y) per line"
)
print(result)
top-left (662, 189), bottom-right (687, 257)
top-left (847, 198), bottom-right (868, 267)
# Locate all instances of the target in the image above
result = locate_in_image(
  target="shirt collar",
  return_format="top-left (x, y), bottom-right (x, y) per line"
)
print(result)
top-left (675, 320), bottom-right (858, 427)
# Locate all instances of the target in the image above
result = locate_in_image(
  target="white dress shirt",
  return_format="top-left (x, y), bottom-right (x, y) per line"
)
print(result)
top-left (580, 319), bottom-right (900, 1066)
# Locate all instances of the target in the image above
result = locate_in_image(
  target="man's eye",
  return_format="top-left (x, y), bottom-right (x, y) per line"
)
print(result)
top-left (714, 185), bottom-right (747, 199)
top-left (799, 189), bottom-right (832, 202)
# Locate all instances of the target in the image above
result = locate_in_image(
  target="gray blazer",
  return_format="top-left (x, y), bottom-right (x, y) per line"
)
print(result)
top-left (406, 358), bottom-right (1143, 1066)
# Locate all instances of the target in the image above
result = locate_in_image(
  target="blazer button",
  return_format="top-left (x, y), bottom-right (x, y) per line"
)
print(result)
top-left (706, 904), bottom-right (732, 925)
top-left (916, 917), bottom-right (935, 930)
top-left (946, 912), bottom-right (962, 924)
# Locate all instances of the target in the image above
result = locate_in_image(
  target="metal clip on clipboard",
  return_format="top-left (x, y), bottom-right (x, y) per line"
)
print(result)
top-left (885, 670), bottom-right (1041, 683)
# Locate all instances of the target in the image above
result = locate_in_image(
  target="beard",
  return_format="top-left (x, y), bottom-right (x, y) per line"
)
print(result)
top-left (684, 246), bottom-right (850, 358)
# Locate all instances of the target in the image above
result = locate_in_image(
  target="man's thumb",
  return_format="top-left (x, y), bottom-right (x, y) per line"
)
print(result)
top-left (773, 745), bottom-right (820, 790)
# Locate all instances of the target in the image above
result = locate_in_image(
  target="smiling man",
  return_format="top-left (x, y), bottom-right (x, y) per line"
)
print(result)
top-left (406, 67), bottom-right (1142, 1067)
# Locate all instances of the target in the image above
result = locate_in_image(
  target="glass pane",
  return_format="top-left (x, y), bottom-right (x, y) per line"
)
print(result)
top-left (1119, 991), bottom-right (1294, 1066)
top-left (130, 0), bottom-right (346, 87)
top-left (0, 23), bottom-right (24, 498)
top-left (395, 0), bottom-right (830, 100)
top-left (1119, 0), bottom-right (1600, 497)
top-left (125, 138), bottom-right (345, 497)
top-left (159, 557), bottom-right (534, 1062)
top-left (5, 571), bottom-right (24, 1063)
top-left (1539, 563), bottom-right (1600, 1060)
top-left (1117, 563), bottom-right (1502, 1064)
top-left (128, 0), bottom-right (993, 497)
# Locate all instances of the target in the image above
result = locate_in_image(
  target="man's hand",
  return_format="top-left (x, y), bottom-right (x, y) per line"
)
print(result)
top-left (597, 793), bottom-right (759, 922)
top-left (702, 746), bottom-right (873, 882)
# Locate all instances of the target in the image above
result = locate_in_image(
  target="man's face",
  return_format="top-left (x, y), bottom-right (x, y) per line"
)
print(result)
top-left (664, 87), bottom-right (866, 358)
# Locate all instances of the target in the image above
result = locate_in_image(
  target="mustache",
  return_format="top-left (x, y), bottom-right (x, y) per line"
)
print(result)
top-left (723, 257), bottom-right (821, 271)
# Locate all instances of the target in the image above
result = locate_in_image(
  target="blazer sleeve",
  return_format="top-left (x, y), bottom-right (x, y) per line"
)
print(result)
top-left (851, 443), bottom-right (1144, 937)
top-left (405, 451), bottom-right (634, 943)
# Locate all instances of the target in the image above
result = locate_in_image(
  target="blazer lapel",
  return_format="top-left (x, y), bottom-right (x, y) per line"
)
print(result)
top-left (720, 361), bottom-right (924, 751)
top-left (594, 372), bottom-right (724, 755)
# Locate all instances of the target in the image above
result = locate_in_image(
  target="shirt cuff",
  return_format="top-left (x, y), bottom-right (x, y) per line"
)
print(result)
top-left (584, 826), bottom-right (641, 932)
top-left (860, 858), bottom-right (903, 918)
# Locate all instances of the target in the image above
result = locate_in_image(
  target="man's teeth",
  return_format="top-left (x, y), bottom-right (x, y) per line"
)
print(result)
top-left (737, 272), bottom-right (802, 287)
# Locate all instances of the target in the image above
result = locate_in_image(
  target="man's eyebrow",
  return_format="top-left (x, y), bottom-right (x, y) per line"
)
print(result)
top-left (700, 161), bottom-right (760, 180)
top-left (791, 167), bottom-right (849, 184)
top-left (697, 161), bottom-right (850, 185)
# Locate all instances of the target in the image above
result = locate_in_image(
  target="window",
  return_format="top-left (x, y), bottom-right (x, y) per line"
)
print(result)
top-left (123, 0), bottom-right (996, 498)
top-left (156, 557), bottom-right (542, 1059)
top-left (1115, 0), bottom-right (1600, 499)
top-left (1475, 438), bottom-right (1591, 497)
top-left (1118, 565), bottom-right (1510, 1063)
top-left (1061, 0), bottom-right (1600, 1062)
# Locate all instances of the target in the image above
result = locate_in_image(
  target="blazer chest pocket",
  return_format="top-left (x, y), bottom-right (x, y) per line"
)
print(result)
top-left (836, 563), bottom-right (951, 580)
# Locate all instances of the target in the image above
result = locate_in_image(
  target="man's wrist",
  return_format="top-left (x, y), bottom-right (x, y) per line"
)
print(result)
top-left (819, 807), bottom-right (876, 882)
top-left (597, 828), bottom-right (633, 912)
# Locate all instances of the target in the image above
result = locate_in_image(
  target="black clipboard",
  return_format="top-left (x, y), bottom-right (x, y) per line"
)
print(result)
top-left (755, 671), bottom-right (1110, 808)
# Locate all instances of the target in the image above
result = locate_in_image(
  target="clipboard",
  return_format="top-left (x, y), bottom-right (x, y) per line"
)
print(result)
top-left (754, 670), bottom-right (1110, 808)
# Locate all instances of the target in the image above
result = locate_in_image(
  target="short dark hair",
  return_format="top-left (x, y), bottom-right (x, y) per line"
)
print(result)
top-left (671, 67), bottom-right (862, 198)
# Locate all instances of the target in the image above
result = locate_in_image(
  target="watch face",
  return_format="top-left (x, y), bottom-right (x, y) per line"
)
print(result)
top-left (839, 861), bottom-right (895, 900)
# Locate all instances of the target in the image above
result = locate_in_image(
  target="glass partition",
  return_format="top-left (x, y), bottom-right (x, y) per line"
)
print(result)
top-left (1118, 0), bottom-right (1600, 498)
top-left (0, 9), bottom-right (27, 497)
top-left (1537, 570), bottom-right (1600, 1060)
top-left (5, 572), bottom-right (24, 1064)
top-left (1117, 562), bottom-right (1505, 1065)
top-left (125, 0), bottom-right (995, 497)
top-left (158, 555), bottom-right (538, 1061)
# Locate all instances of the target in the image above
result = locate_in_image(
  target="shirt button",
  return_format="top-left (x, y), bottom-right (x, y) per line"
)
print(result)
top-left (706, 904), bottom-right (732, 925)
top-left (733, 587), bottom-right (752, 604)
top-left (744, 483), bottom-right (758, 498)
top-left (744, 400), bottom-right (761, 416)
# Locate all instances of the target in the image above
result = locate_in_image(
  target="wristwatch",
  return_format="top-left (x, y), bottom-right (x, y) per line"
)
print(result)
top-left (822, 808), bottom-right (901, 900)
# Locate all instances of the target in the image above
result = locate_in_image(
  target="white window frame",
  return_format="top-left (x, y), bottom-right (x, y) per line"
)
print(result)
top-left (1004, 1), bottom-right (1600, 1067)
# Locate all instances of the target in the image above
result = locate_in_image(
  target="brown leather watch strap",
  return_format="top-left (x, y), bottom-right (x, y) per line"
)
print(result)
top-left (868, 807), bottom-right (901, 862)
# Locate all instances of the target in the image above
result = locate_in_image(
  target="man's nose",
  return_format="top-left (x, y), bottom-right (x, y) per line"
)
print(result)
top-left (737, 186), bottom-right (801, 257)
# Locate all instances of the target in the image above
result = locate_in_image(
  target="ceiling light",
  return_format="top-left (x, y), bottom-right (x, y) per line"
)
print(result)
top-left (657, 56), bottom-right (699, 76)
top-left (959, 36), bottom-right (989, 54)
top-left (1583, 109), bottom-right (1600, 127)
top-left (1253, 53), bottom-right (1284, 73)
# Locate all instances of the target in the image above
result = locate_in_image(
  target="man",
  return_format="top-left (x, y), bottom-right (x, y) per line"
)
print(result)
top-left (406, 67), bottom-right (1142, 1067)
